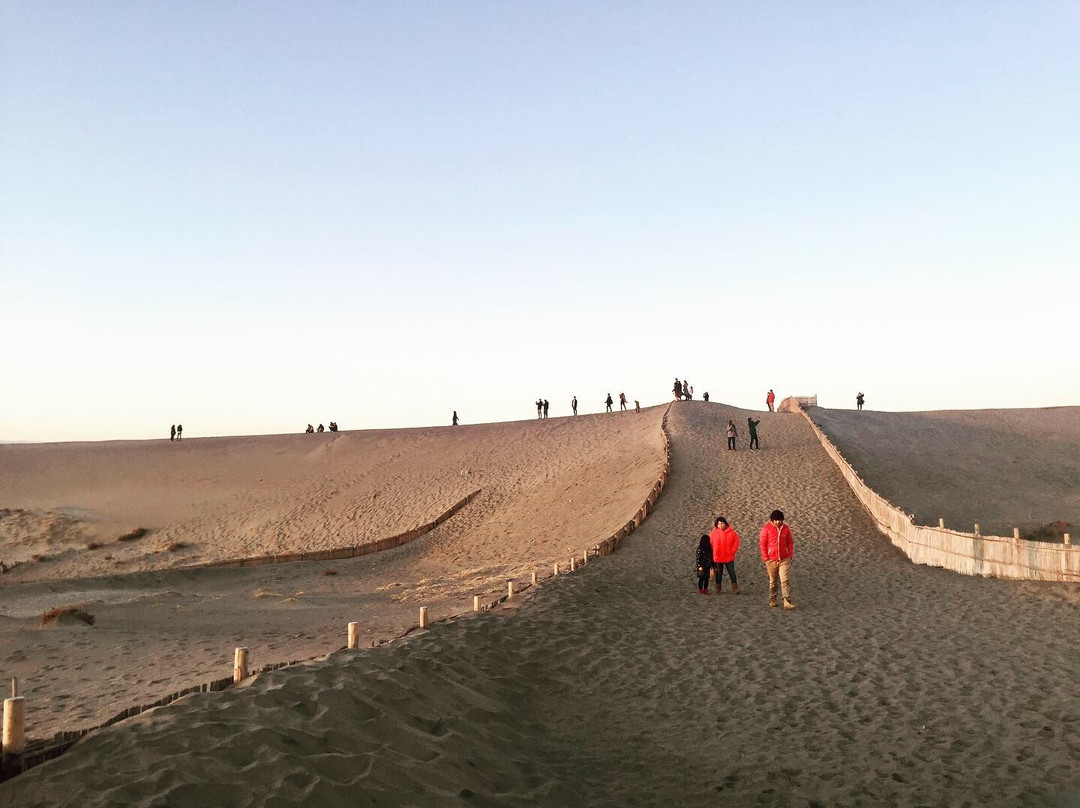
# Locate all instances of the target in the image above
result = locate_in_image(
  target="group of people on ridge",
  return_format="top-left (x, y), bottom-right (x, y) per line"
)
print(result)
top-left (672, 378), bottom-right (694, 400)
top-left (305, 422), bottom-right (338, 433)
top-left (169, 424), bottom-right (183, 441)
top-left (695, 510), bottom-right (795, 609)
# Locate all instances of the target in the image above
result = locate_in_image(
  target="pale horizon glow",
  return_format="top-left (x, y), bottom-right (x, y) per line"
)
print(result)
top-left (2, 3), bottom-right (1078, 443)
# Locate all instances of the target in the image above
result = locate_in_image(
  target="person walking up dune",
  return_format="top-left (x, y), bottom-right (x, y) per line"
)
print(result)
top-left (726, 420), bottom-right (738, 450)
top-left (695, 535), bottom-right (713, 595)
top-left (759, 509), bottom-right (794, 609)
top-left (452, 411), bottom-right (459, 426)
top-left (709, 516), bottom-right (740, 594)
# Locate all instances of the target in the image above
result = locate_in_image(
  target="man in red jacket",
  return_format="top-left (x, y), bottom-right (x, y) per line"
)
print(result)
top-left (759, 509), bottom-right (794, 609)
top-left (709, 516), bottom-right (741, 594)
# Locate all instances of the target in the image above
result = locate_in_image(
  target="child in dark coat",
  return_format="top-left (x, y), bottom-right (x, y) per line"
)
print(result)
top-left (696, 535), bottom-right (712, 594)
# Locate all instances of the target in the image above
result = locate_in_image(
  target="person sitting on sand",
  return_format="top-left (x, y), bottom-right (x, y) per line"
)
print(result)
top-left (726, 420), bottom-right (738, 450)
top-left (760, 509), bottom-right (794, 609)
top-left (328, 421), bottom-right (338, 432)
top-left (317, 423), bottom-right (325, 433)
top-left (696, 534), bottom-right (713, 595)
top-left (305, 424), bottom-right (315, 434)
top-left (710, 517), bottom-right (741, 594)
top-left (748, 417), bottom-right (761, 450)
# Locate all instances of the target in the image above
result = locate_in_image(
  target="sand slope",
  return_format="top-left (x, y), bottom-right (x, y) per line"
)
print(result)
top-left (2, 403), bottom-right (1077, 807)
top-left (0, 410), bottom-right (666, 738)
top-left (809, 406), bottom-right (1080, 538)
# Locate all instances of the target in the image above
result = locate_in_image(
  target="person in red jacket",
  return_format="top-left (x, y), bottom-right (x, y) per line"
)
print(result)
top-left (709, 516), bottom-right (741, 594)
top-left (766, 389), bottom-right (775, 412)
top-left (759, 509), bottom-right (794, 609)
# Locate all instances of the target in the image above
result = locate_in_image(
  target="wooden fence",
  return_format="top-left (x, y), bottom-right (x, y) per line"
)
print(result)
top-left (785, 398), bottom-right (1079, 582)
top-left (1, 407), bottom-right (675, 782)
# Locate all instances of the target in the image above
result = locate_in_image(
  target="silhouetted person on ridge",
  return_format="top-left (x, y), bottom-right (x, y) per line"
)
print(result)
top-left (329, 421), bottom-right (338, 432)
top-left (682, 380), bottom-right (690, 400)
top-left (452, 411), bottom-right (459, 426)
top-left (305, 424), bottom-right (315, 434)
top-left (536, 399), bottom-right (543, 418)
top-left (673, 378), bottom-right (683, 401)
top-left (605, 393), bottom-right (614, 413)
top-left (543, 399), bottom-right (549, 419)
top-left (317, 423), bottom-right (325, 433)
top-left (766, 389), bottom-right (776, 412)
top-left (572, 396), bottom-right (578, 416)
top-left (619, 392), bottom-right (628, 411)
top-left (703, 392), bottom-right (709, 402)
top-left (856, 392), bottom-right (865, 411)
top-left (176, 424), bottom-right (183, 441)
top-left (170, 424), bottom-right (176, 442)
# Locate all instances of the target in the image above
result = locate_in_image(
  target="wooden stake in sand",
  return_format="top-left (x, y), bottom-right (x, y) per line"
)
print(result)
top-left (233, 647), bottom-right (248, 684)
top-left (939, 518), bottom-right (946, 529)
top-left (1013, 528), bottom-right (1021, 540)
top-left (569, 556), bottom-right (576, 572)
top-left (507, 580), bottom-right (514, 598)
top-left (419, 607), bottom-right (429, 629)
top-left (3, 697), bottom-right (25, 757)
top-left (531, 571), bottom-right (538, 586)
top-left (582, 549), bottom-right (589, 564)
top-left (348, 622), bottom-right (359, 649)
top-left (1065, 533), bottom-right (1071, 546)
top-left (473, 595), bottom-right (481, 612)
top-left (974, 523), bottom-right (981, 537)
top-left (9, 679), bottom-right (15, 699)
top-left (553, 563), bottom-right (559, 576)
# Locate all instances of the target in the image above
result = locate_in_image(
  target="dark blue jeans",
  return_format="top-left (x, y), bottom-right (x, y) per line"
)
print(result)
top-left (714, 561), bottom-right (737, 586)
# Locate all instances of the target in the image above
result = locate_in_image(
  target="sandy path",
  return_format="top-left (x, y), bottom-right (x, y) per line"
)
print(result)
top-left (809, 406), bottom-right (1080, 538)
top-left (0, 410), bottom-right (665, 738)
top-left (2, 403), bottom-right (1077, 806)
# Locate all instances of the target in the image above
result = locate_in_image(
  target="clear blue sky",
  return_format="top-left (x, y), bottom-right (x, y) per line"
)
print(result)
top-left (2, 2), bottom-right (1078, 442)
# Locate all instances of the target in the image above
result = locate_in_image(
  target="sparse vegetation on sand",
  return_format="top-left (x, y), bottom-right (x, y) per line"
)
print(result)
top-left (322, 568), bottom-right (338, 576)
top-left (1024, 521), bottom-right (1071, 543)
top-left (31, 553), bottom-right (49, 562)
top-left (117, 527), bottom-right (150, 542)
top-left (86, 541), bottom-right (102, 550)
top-left (40, 607), bottom-right (95, 626)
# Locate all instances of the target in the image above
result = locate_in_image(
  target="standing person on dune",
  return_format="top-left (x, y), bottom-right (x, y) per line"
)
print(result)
top-left (726, 420), bottom-right (738, 450)
top-left (767, 389), bottom-right (775, 412)
top-left (175, 424), bottom-right (183, 441)
top-left (747, 417), bottom-right (761, 450)
top-left (695, 535), bottom-right (713, 594)
top-left (605, 393), bottom-right (614, 413)
top-left (709, 516), bottom-right (740, 594)
top-left (572, 396), bottom-right (578, 416)
top-left (543, 399), bottom-right (549, 419)
top-left (673, 378), bottom-right (683, 401)
top-left (760, 509), bottom-right (794, 609)
top-left (170, 424), bottom-right (176, 442)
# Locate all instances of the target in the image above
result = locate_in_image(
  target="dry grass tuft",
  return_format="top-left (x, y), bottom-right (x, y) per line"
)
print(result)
top-left (117, 527), bottom-right (150, 542)
top-left (86, 541), bottom-right (102, 550)
top-left (31, 553), bottom-right (49, 562)
top-left (40, 607), bottom-right (95, 626)
top-left (164, 541), bottom-right (188, 552)
top-left (1025, 521), bottom-right (1071, 542)
top-left (322, 568), bottom-right (338, 576)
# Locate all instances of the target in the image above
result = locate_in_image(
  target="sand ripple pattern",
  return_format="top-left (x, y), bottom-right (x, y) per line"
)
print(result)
top-left (2, 403), bottom-right (1078, 807)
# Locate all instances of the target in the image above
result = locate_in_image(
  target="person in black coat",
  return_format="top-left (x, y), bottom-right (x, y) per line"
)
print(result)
top-left (696, 534), bottom-right (713, 594)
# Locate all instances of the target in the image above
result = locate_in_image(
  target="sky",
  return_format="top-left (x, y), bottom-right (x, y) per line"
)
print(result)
top-left (2, 2), bottom-right (1078, 442)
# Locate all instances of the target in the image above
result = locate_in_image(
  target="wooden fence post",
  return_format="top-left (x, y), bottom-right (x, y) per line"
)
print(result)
top-left (348, 622), bottom-right (359, 649)
top-left (233, 647), bottom-right (248, 683)
top-left (569, 556), bottom-right (576, 572)
top-left (1065, 533), bottom-right (1072, 546)
top-left (9, 679), bottom-right (15, 699)
top-left (419, 607), bottom-right (428, 629)
top-left (1013, 528), bottom-right (1021, 540)
top-left (553, 563), bottom-right (559, 576)
top-left (473, 595), bottom-right (481, 612)
top-left (974, 523), bottom-right (980, 537)
top-left (531, 571), bottom-right (538, 586)
top-left (938, 518), bottom-right (945, 529)
top-left (582, 550), bottom-right (588, 565)
top-left (2, 696), bottom-right (25, 757)
top-left (507, 580), bottom-right (514, 598)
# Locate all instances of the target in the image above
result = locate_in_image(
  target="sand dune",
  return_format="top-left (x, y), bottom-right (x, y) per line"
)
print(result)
top-left (0, 410), bottom-right (665, 738)
top-left (809, 406), bottom-right (1080, 538)
top-left (2, 402), bottom-right (1077, 807)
